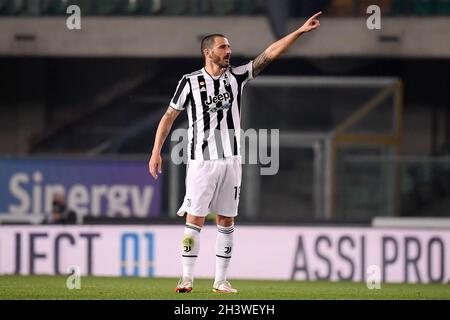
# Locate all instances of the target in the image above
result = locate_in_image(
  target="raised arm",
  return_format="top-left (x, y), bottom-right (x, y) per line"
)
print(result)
top-left (253, 11), bottom-right (322, 77)
top-left (149, 106), bottom-right (181, 179)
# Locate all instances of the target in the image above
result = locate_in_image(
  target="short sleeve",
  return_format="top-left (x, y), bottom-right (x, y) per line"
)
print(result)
top-left (231, 61), bottom-right (253, 84)
top-left (169, 76), bottom-right (190, 111)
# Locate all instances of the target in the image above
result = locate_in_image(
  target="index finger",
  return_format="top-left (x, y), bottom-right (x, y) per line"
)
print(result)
top-left (149, 162), bottom-right (157, 179)
top-left (310, 11), bottom-right (322, 20)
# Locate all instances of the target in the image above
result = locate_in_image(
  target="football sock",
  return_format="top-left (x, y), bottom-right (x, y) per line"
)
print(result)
top-left (181, 223), bottom-right (201, 280)
top-left (214, 224), bottom-right (234, 284)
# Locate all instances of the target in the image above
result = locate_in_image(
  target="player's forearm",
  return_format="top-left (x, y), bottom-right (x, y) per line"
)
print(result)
top-left (253, 28), bottom-right (303, 77)
top-left (151, 116), bottom-right (174, 155)
top-left (253, 12), bottom-right (321, 77)
top-left (265, 29), bottom-right (304, 61)
top-left (152, 107), bottom-right (180, 154)
top-left (253, 29), bottom-right (304, 77)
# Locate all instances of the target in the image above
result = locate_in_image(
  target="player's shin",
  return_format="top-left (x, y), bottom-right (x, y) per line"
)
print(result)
top-left (181, 223), bottom-right (201, 280)
top-left (214, 224), bottom-right (234, 283)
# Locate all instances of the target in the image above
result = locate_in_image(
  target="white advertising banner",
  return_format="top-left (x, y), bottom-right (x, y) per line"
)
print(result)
top-left (0, 225), bottom-right (449, 284)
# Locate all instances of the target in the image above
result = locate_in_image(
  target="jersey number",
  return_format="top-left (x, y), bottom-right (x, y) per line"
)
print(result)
top-left (233, 186), bottom-right (241, 200)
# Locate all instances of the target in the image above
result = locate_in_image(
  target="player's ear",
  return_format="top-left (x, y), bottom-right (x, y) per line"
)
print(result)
top-left (203, 48), bottom-right (211, 58)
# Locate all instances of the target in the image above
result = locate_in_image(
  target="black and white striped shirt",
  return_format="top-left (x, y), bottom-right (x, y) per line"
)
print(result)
top-left (169, 62), bottom-right (253, 160)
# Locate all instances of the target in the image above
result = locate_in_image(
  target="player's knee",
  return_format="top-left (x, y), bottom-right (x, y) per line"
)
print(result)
top-left (186, 214), bottom-right (205, 228)
top-left (216, 215), bottom-right (234, 227)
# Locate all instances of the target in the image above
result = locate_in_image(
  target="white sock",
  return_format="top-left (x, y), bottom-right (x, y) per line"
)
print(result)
top-left (181, 223), bottom-right (201, 280)
top-left (214, 224), bottom-right (234, 284)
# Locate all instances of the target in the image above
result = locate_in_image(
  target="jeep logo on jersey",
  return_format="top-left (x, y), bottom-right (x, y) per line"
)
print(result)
top-left (205, 92), bottom-right (232, 113)
top-left (205, 92), bottom-right (231, 106)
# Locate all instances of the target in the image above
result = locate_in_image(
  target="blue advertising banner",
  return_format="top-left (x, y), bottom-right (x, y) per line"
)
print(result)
top-left (0, 158), bottom-right (161, 217)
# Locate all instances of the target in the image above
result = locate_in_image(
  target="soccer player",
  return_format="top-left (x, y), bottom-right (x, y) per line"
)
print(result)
top-left (149, 12), bottom-right (321, 293)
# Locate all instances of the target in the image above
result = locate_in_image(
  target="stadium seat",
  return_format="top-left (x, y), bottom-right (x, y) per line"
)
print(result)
top-left (436, 0), bottom-right (450, 14)
top-left (163, 0), bottom-right (188, 15)
top-left (391, 0), bottom-right (412, 15)
top-left (95, 0), bottom-right (123, 15)
top-left (412, 0), bottom-right (435, 15)
top-left (42, 0), bottom-right (67, 15)
top-left (93, 0), bottom-right (141, 15)
top-left (187, 0), bottom-right (208, 15)
top-left (164, 0), bottom-right (211, 16)
top-left (133, 0), bottom-right (163, 15)
top-left (252, 0), bottom-right (267, 14)
top-left (210, 0), bottom-right (235, 16)
top-left (235, 0), bottom-right (257, 15)
top-left (0, 0), bottom-right (27, 15)
top-left (329, 0), bottom-right (354, 16)
top-left (0, 0), bottom-right (9, 15)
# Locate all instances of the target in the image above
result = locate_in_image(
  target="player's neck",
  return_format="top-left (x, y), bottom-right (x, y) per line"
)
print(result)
top-left (204, 62), bottom-right (225, 78)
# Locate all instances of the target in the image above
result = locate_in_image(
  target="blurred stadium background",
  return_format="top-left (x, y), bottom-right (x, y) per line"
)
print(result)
top-left (0, 0), bottom-right (449, 294)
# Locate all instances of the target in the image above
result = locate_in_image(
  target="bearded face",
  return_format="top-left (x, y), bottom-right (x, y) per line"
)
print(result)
top-left (206, 37), bottom-right (232, 68)
top-left (211, 50), bottom-right (231, 68)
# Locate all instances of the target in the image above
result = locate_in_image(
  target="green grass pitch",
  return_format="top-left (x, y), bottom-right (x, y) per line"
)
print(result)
top-left (0, 276), bottom-right (448, 300)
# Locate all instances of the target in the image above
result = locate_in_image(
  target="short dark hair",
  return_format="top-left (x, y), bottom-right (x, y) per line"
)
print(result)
top-left (200, 33), bottom-right (226, 56)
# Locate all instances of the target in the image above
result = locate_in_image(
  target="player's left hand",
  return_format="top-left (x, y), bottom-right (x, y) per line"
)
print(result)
top-left (149, 153), bottom-right (162, 180)
top-left (299, 11), bottom-right (322, 33)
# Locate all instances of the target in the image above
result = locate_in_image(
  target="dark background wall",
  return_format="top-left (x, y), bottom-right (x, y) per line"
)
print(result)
top-left (1, 57), bottom-right (448, 155)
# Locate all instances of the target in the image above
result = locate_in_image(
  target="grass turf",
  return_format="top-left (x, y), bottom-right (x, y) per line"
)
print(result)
top-left (0, 276), bottom-right (448, 300)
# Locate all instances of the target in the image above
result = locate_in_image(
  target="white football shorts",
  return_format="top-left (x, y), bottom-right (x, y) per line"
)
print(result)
top-left (177, 156), bottom-right (242, 217)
